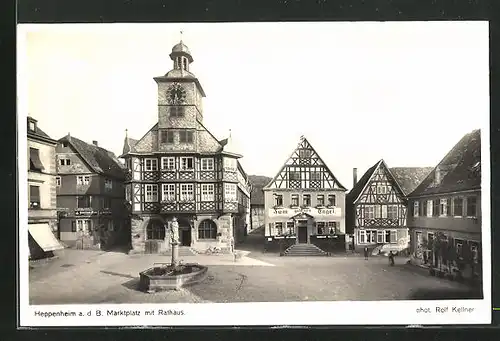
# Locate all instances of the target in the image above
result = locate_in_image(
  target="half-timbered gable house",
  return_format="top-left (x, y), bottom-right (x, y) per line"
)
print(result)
top-left (121, 40), bottom-right (251, 254)
top-left (263, 136), bottom-right (347, 255)
top-left (346, 159), bottom-right (422, 253)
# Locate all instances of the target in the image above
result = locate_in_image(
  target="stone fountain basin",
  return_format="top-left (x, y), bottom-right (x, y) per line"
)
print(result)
top-left (139, 263), bottom-right (208, 292)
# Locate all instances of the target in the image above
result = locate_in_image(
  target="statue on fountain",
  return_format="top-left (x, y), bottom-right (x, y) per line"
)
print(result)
top-left (170, 217), bottom-right (180, 267)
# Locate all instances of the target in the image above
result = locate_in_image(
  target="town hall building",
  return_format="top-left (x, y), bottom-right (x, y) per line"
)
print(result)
top-left (263, 136), bottom-right (347, 255)
top-left (121, 40), bottom-right (251, 254)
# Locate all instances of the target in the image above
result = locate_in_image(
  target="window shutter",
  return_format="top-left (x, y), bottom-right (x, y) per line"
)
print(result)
top-left (446, 198), bottom-right (451, 216)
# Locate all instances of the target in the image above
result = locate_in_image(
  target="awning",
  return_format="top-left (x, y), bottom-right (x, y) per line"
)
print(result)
top-left (28, 223), bottom-right (63, 252)
top-left (29, 148), bottom-right (45, 171)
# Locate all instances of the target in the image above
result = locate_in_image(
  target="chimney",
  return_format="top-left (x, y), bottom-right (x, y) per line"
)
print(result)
top-left (353, 168), bottom-right (358, 187)
top-left (92, 140), bottom-right (98, 147)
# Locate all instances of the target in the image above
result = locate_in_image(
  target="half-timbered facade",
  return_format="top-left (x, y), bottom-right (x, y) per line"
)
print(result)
top-left (407, 129), bottom-right (481, 280)
top-left (56, 136), bottom-right (129, 250)
top-left (121, 40), bottom-right (251, 254)
top-left (263, 136), bottom-right (347, 252)
top-left (346, 160), bottom-right (410, 253)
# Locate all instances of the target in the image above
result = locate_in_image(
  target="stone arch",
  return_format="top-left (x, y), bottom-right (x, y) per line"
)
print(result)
top-left (145, 216), bottom-right (166, 240)
top-left (197, 219), bottom-right (218, 240)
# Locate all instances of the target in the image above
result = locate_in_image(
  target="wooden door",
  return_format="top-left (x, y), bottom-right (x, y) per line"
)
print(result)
top-left (298, 226), bottom-right (307, 243)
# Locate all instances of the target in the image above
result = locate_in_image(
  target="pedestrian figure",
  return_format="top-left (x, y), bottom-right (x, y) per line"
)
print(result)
top-left (388, 251), bottom-right (395, 266)
top-left (364, 247), bottom-right (369, 260)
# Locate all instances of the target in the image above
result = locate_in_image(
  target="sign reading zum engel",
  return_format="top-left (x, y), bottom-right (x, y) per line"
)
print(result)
top-left (268, 207), bottom-right (341, 217)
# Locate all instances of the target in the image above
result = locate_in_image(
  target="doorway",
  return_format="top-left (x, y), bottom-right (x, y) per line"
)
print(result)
top-left (298, 226), bottom-right (308, 243)
top-left (180, 229), bottom-right (191, 246)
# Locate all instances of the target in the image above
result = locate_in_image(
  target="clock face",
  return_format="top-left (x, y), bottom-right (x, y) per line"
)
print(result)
top-left (166, 83), bottom-right (187, 105)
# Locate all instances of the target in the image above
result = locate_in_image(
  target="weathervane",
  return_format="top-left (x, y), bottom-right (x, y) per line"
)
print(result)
top-left (180, 30), bottom-right (183, 42)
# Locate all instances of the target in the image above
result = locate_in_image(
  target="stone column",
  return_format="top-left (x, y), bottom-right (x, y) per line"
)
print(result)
top-left (170, 217), bottom-right (180, 267)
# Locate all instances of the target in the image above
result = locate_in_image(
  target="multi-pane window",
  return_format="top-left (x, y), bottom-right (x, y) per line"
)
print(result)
top-left (201, 158), bottom-right (214, 171)
top-left (59, 158), bottom-right (71, 166)
top-left (422, 200), bottom-right (428, 217)
top-left (310, 172), bottom-right (321, 181)
top-left (179, 130), bottom-right (194, 143)
top-left (387, 205), bottom-right (398, 219)
top-left (453, 197), bottom-right (463, 217)
top-left (466, 196), bottom-right (477, 217)
top-left (377, 184), bottom-right (387, 194)
top-left (104, 179), bottom-right (113, 191)
top-left (298, 149), bottom-right (311, 158)
top-left (274, 194), bottom-right (283, 207)
top-left (161, 157), bottom-right (175, 170)
top-left (390, 230), bottom-right (397, 243)
top-left (302, 194), bottom-right (311, 207)
top-left (317, 222), bottom-right (326, 235)
top-left (365, 230), bottom-right (376, 243)
top-left (439, 198), bottom-right (448, 216)
top-left (358, 230), bottom-right (366, 244)
top-left (274, 222), bottom-right (283, 236)
top-left (170, 106), bottom-right (185, 117)
top-left (432, 199), bottom-right (439, 217)
top-left (291, 194), bottom-right (299, 207)
top-left (413, 201), bottom-right (419, 217)
top-left (144, 158), bottom-right (158, 171)
top-left (180, 184), bottom-right (194, 201)
top-left (29, 185), bottom-right (40, 209)
top-left (162, 184), bottom-right (176, 201)
top-left (77, 175), bottom-right (90, 185)
top-left (180, 157), bottom-right (194, 170)
top-left (289, 171), bottom-right (301, 181)
top-left (426, 200), bottom-right (433, 217)
top-left (327, 194), bottom-right (336, 207)
top-left (76, 195), bottom-right (91, 208)
top-left (160, 130), bottom-right (174, 144)
top-left (223, 157), bottom-right (237, 170)
top-left (224, 183), bottom-right (237, 202)
top-left (377, 230), bottom-right (385, 243)
top-left (316, 194), bottom-right (325, 206)
top-left (375, 205), bottom-right (388, 218)
top-left (198, 219), bottom-right (217, 239)
top-left (364, 206), bottom-right (375, 219)
top-left (145, 184), bottom-right (158, 202)
top-left (327, 221), bottom-right (337, 234)
top-left (201, 184), bottom-right (214, 201)
top-left (55, 176), bottom-right (61, 187)
top-left (76, 220), bottom-right (92, 234)
top-left (286, 221), bottom-right (295, 235)
top-left (454, 238), bottom-right (464, 259)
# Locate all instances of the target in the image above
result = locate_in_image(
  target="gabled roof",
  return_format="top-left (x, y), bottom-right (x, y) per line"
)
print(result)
top-left (389, 167), bottom-right (434, 196)
top-left (59, 135), bottom-right (126, 180)
top-left (347, 159), bottom-right (408, 204)
top-left (248, 175), bottom-right (272, 206)
top-left (263, 136), bottom-right (347, 191)
top-left (409, 129), bottom-right (481, 197)
top-left (27, 117), bottom-right (57, 144)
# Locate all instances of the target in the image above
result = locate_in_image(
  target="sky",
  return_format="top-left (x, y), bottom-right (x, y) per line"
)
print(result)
top-left (18, 22), bottom-right (489, 190)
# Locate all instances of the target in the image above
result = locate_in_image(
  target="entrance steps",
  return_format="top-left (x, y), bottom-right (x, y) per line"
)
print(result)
top-left (283, 244), bottom-right (328, 257)
top-left (178, 246), bottom-right (197, 256)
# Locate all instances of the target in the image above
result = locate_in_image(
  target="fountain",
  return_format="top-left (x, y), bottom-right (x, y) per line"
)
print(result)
top-left (139, 217), bottom-right (207, 292)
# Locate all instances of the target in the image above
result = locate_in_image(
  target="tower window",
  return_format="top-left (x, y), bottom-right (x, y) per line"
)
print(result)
top-left (161, 130), bottom-right (174, 144)
top-left (179, 130), bottom-right (193, 143)
top-left (170, 106), bottom-right (185, 117)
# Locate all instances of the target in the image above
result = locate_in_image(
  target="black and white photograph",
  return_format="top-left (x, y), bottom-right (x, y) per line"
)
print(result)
top-left (18, 22), bottom-right (490, 326)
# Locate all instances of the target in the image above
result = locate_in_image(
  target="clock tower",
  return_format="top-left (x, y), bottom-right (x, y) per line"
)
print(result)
top-left (154, 40), bottom-right (206, 132)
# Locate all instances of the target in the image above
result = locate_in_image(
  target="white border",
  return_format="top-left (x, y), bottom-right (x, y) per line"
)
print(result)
top-left (18, 23), bottom-right (491, 327)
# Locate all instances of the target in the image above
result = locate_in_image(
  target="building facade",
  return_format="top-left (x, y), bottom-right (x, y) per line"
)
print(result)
top-left (407, 129), bottom-right (481, 279)
top-left (346, 160), bottom-right (431, 253)
top-left (27, 116), bottom-right (63, 259)
top-left (263, 136), bottom-right (347, 252)
top-left (56, 135), bottom-right (129, 250)
top-left (121, 40), bottom-right (251, 254)
top-left (248, 175), bottom-right (271, 234)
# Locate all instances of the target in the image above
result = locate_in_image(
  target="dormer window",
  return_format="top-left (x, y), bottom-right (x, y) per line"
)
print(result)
top-left (28, 121), bottom-right (36, 131)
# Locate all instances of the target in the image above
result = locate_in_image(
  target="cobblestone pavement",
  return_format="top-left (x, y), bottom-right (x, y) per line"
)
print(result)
top-left (29, 251), bottom-right (477, 305)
